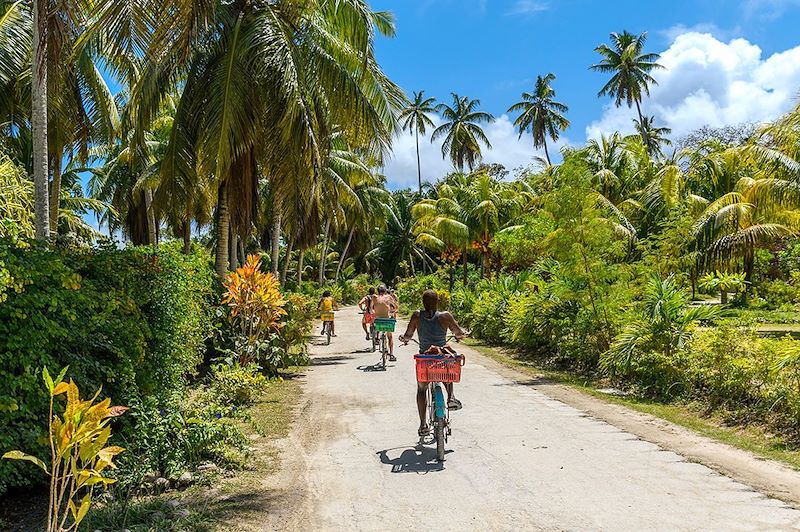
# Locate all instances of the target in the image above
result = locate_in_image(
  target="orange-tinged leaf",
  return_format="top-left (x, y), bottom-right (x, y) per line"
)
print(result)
top-left (52, 382), bottom-right (69, 396)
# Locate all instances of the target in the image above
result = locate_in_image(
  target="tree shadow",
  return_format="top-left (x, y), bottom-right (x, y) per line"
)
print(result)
top-left (376, 443), bottom-right (449, 473)
top-left (310, 355), bottom-right (354, 366)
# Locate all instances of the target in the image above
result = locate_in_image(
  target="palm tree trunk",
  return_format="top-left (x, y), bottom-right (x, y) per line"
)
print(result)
top-left (32, 0), bottom-right (49, 241)
top-left (634, 100), bottom-right (650, 152)
top-left (449, 263), bottom-right (455, 293)
top-left (280, 236), bottom-right (294, 285)
top-left (297, 248), bottom-right (305, 283)
top-left (48, 156), bottom-right (61, 231)
top-left (238, 237), bottom-right (245, 266)
top-left (215, 182), bottom-right (230, 278)
top-left (144, 188), bottom-right (157, 245)
top-left (229, 227), bottom-right (238, 270)
top-left (335, 226), bottom-right (355, 281)
top-left (270, 197), bottom-right (282, 275)
top-left (318, 219), bottom-right (332, 285)
top-left (542, 139), bottom-right (551, 166)
top-left (182, 220), bottom-right (191, 254)
top-left (415, 127), bottom-right (422, 195)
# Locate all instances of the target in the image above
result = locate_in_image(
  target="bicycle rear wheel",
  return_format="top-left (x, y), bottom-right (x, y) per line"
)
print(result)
top-left (435, 418), bottom-right (445, 461)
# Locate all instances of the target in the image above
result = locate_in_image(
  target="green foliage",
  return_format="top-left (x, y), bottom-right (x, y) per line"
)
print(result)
top-left (396, 272), bottom-right (448, 311)
top-left (489, 212), bottom-right (555, 270)
top-left (209, 363), bottom-right (269, 407)
top-left (0, 241), bottom-right (214, 494)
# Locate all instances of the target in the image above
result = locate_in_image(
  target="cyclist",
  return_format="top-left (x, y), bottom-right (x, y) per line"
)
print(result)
top-left (358, 287), bottom-right (376, 340)
top-left (399, 289), bottom-right (467, 436)
top-left (318, 290), bottom-right (337, 337)
top-left (372, 284), bottom-right (398, 361)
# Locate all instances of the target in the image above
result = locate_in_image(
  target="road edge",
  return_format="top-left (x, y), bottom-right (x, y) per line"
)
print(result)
top-left (458, 342), bottom-right (800, 508)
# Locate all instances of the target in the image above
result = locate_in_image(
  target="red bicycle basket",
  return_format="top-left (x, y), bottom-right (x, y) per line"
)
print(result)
top-left (414, 355), bottom-right (464, 383)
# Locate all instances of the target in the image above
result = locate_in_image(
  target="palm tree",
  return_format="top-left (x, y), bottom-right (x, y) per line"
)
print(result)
top-left (371, 191), bottom-right (435, 281)
top-left (32, 0), bottom-right (48, 240)
top-left (507, 73), bottom-right (570, 165)
top-left (591, 31), bottom-right (664, 149)
top-left (432, 93), bottom-right (494, 172)
top-left (118, 0), bottom-right (403, 278)
top-left (633, 115), bottom-right (672, 159)
top-left (399, 91), bottom-right (436, 194)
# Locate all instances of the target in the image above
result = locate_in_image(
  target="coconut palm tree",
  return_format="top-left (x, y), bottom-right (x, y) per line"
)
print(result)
top-left (633, 115), bottom-right (672, 159)
top-left (399, 91), bottom-right (436, 194)
top-left (591, 31), bottom-right (664, 149)
top-left (507, 73), bottom-right (570, 165)
top-left (432, 93), bottom-right (494, 172)
top-left (32, 0), bottom-right (48, 240)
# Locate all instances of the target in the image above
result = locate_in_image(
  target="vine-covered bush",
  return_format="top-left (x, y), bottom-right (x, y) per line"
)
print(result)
top-left (0, 240), bottom-right (214, 494)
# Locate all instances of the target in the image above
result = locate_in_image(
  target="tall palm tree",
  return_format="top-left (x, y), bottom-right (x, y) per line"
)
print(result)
top-left (32, 0), bottom-right (48, 240)
top-left (399, 90), bottom-right (436, 194)
top-left (591, 31), bottom-right (664, 149)
top-left (633, 115), bottom-right (672, 159)
top-left (432, 93), bottom-right (494, 172)
top-left (507, 73), bottom-right (570, 165)
top-left (115, 0), bottom-right (403, 278)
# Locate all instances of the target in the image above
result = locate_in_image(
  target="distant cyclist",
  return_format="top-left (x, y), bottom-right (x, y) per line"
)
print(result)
top-left (399, 289), bottom-right (467, 436)
top-left (358, 287), bottom-right (376, 340)
top-left (372, 285), bottom-right (398, 361)
top-left (318, 290), bottom-right (337, 337)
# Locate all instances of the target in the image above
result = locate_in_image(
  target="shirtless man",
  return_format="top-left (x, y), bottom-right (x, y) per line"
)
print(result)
top-left (358, 287), bottom-right (376, 340)
top-left (372, 284), bottom-right (398, 361)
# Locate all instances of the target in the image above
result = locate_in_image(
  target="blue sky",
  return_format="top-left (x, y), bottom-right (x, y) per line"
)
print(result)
top-left (371, 0), bottom-right (800, 188)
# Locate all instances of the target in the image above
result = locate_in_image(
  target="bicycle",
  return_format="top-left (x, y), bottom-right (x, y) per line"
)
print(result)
top-left (320, 311), bottom-right (335, 345)
top-left (359, 311), bottom-right (378, 352)
top-left (373, 317), bottom-right (396, 369)
top-left (405, 337), bottom-right (465, 462)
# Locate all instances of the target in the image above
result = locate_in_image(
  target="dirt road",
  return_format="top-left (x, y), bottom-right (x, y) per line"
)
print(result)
top-left (267, 308), bottom-right (800, 531)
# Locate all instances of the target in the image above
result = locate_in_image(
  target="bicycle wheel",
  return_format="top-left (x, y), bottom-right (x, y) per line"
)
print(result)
top-left (435, 418), bottom-right (446, 461)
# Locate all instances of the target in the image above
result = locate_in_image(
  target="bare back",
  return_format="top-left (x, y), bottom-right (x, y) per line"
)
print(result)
top-left (372, 294), bottom-right (396, 318)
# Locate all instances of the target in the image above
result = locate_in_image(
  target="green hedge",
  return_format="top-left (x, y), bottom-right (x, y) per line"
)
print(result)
top-left (0, 240), bottom-right (214, 494)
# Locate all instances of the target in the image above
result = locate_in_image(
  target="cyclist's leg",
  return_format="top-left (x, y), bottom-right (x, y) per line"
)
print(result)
top-left (416, 382), bottom-right (428, 432)
top-left (446, 382), bottom-right (462, 410)
top-left (361, 316), bottom-right (368, 336)
top-left (387, 332), bottom-right (394, 356)
top-left (330, 320), bottom-right (336, 336)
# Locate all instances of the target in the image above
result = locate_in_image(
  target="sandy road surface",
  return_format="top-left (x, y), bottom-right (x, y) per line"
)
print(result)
top-left (268, 308), bottom-right (800, 531)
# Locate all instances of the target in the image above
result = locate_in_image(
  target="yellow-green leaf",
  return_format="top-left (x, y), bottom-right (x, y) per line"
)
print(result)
top-left (75, 493), bottom-right (91, 525)
top-left (2, 451), bottom-right (48, 473)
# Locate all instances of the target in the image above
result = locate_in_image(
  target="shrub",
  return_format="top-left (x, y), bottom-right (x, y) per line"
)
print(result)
top-left (0, 240), bottom-right (214, 494)
top-left (209, 363), bottom-right (269, 407)
top-left (222, 254), bottom-right (287, 366)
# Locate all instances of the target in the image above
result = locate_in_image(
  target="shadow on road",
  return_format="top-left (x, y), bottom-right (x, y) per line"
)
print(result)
top-left (310, 355), bottom-right (355, 366)
top-left (357, 362), bottom-right (394, 372)
top-left (376, 444), bottom-right (449, 473)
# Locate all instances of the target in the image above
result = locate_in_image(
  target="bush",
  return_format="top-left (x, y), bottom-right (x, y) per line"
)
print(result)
top-left (0, 240), bottom-right (214, 494)
top-left (209, 363), bottom-right (269, 407)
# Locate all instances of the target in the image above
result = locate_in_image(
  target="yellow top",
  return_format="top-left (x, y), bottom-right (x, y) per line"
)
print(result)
top-left (320, 297), bottom-right (334, 312)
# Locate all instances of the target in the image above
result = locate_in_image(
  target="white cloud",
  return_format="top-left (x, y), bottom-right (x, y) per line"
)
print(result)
top-left (506, 0), bottom-right (549, 15)
top-left (586, 32), bottom-right (800, 142)
top-left (383, 114), bottom-right (569, 189)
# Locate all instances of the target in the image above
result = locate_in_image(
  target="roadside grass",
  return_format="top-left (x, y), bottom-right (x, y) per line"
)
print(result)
top-left (465, 339), bottom-right (800, 471)
top-left (81, 369), bottom-right (304, 532)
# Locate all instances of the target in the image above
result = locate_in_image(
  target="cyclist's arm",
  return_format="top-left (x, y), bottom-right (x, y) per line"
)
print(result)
top-left (399, 311), bottom-right (420, 343)
top-left (357, 296), bottom-right (367, 310)
top-left (441, 312), bottom-right (468, 340)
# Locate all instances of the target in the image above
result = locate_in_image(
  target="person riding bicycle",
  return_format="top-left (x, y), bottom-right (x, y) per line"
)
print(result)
top-left (358, 287), bottom-right (376, 340)
top-left (372, 284), bottom-right (398, 361)
top-left (318, 290), bottom-right (337, 337)
top-left (399, 289), bottom-right (468, 436)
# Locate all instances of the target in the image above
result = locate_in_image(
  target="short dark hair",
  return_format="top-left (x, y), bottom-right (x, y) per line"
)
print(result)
top-left (322, 290), bottom-right (331, 297)
top-left (377, 284), bottom-right (387, 294)
top-left (368, 287), bottom-right (375, 295)
top-left (422, 289), bottom-right (438, 312)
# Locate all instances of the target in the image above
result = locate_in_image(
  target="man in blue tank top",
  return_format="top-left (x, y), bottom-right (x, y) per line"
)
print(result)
top-left (399, 290), bottom-right (468, 436)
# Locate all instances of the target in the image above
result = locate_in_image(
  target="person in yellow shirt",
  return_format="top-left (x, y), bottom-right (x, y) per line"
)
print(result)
top-left (318, 290), bottom-right (337, 337)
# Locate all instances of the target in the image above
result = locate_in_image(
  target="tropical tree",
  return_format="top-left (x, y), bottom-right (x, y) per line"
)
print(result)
top-left (399, 90), bottom-right (436, 194)
top-left (633, 115), bottom-right (672, 159)
top-left (592, 31), bottom-right (664, 148)
top-left (432, 93), bottom-right (494, 172)
top-left (507, 73), bottom-right (570, 165)
top-left (372, 190), bottom-right (435, 281)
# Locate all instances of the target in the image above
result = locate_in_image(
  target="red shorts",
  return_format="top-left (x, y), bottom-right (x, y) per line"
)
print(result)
top-left (363, 312), bottom-right (376, 324)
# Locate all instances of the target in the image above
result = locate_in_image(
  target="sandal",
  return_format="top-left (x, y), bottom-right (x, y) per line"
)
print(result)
top-left (418, 425), bottom-right (430, 436)
top-left (448, 397), bottom-right (463, 411)
top-left (389, 354), bottom-right (397, 362)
